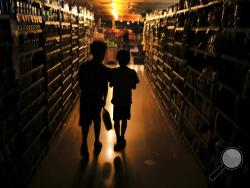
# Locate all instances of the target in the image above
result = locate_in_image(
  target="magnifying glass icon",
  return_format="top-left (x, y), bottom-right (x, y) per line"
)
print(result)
top-left (209, 147), bottom-right (243, 181)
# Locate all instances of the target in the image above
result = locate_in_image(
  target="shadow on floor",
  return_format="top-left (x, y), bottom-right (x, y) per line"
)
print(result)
top-left (72, 152), bottom-right (130, 188)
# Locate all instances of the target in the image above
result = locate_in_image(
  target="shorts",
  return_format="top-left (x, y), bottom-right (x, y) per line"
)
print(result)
top-left (79, 102), bottom-right (102, 126)
top-left (113, 105), bottom-right (131, 121)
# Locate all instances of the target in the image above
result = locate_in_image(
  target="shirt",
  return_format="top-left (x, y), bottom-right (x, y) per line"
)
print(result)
top-left (78, 60), bottom-right (111, 106)
top-left (110, 66), bottom-right (139, 106)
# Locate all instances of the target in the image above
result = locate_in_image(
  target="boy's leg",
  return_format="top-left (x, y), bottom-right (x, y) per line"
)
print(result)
top-left (81, 119), bottom-right (91, 157)
top-left (121, 119), bottom-right (127, 139)
top-left (114, 120), bottom-right (122, 151)
top-left (93, 115), bottom-right (102, 155)
top-left (93, 117), bottom-right (101, 143)
top-left (114, 120), bottom-right (121, 142)
top-left (120, 119), bottom-right (127, 148)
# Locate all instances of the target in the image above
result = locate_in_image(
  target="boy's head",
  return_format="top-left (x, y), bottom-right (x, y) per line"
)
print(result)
top-left (90, 40), bottom-right (107, 62)
top-left (116, 50), bottom-right (130, 66)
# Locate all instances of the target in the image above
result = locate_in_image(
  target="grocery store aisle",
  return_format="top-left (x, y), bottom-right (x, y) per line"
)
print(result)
top-left (28, 65), bottom-right (208, 188)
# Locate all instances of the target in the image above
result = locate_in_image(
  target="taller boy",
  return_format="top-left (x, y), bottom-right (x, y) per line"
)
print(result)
top-left (110, 50), bottom-right (140, 151)
top-left (78, 41), bottom-right (110, 158)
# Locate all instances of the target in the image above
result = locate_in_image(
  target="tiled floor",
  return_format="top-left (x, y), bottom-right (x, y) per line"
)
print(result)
top-left (28, 65), bottom-right (208, 188)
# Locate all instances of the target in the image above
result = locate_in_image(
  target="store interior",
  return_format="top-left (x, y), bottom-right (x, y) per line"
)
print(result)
top-left (0, 0), bottom-right (249, 188)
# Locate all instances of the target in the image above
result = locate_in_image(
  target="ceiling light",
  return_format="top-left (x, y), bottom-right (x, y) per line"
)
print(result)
top-left (112, 9), bottom-right (118, 20)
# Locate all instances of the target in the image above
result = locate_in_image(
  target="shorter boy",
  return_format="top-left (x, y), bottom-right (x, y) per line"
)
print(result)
top-left (110, 50), bottom-right (139, 151)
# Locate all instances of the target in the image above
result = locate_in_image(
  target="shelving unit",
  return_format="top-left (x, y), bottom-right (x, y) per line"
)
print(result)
top-left (0, 1), bottom-right (94, 187)
top-left (144, 0), bottom-right (250, 186)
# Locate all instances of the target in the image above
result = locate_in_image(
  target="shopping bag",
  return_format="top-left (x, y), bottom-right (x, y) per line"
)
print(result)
top-left (102, 108), bottom-right (112, 131)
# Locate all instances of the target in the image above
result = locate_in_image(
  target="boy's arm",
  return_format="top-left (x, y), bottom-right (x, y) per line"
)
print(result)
top-left (103, 82), bottom-right (108, 107)
top-left (109, 68), bottom-right (114, 87)
top-left (103, 67), bottom-right (112, 107)
top-left (132, 71), bottom-right (140, 89)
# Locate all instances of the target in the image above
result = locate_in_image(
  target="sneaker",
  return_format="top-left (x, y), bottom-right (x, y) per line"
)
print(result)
top-left (114, 142), bottom-right (122, 152)
top-left (120, 138), bottom-right (126, 149)
top-left (80, 143), bottom-right (89, 158)
top-left (94, 141), bottom-right (102, 155)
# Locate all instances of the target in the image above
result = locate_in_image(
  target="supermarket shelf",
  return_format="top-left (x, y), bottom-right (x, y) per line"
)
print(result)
top-left (0, 14), bottom-right (10, 20)
top-left (63, 64), bottom-right (71, 73)
top-left (49, 121), bottom-right (63, 143)
top-left (173, 55), bottom-right (186, 63)
top-left (48, 96), bottom-right (62, 115)
top-left (61, 44), bottom-right (71, 50)
top-left (63, 92), bottom-right (73, 107)
top-left (191, 27), bottom-right (220, 32)
top-left (182, 133), bottom-right (206, 172)
top-left (17, 29), bottom-right (43, 36)
top-left (163, 72), bottom-right (172, 82)
top-left (189, 47), bottom-right (216, 58)
top-left (19, 47), bottom-right (43, 58)
top-left (161, 98), bottom-right (170, 111)
top-left (45, 21), bottom-right (60, 25)
top-left (47, 62), bottom-right (61, 73)
top-left (177, 8), bottom-right (189, 14)
top-left (72, 81), bottom-right (79, 90)
top-left (48, 107), bottom-right (62, 128)
top-left (61, 34), bottom-right (71, 38)
top-left (184, 115), bottom-right (211, 149)
top-left (19, 92), bottom-right (45, 116)
top-left (24, 143), bottom-right (48, 185)
top-left (184, 97), bottom-right (210, 125)
top-left (163, 62), bottom-right (172, 71)
top-left (63, 102), bottom-right (72, 121)
top-left (173, 70), bottom-right (184, 81)
top-left (165, 52), bottom-right (173, 58)
top-left (79, 55), bottom-right (87, 64)
top-left (21, 106), bottom-right (45, 133)
top-left (45, 35), bottom-right (60, 41)
top-left (172, 83), bottom-right (183, 96)
top-left (62, 83), bottom-right (72, 96)
top-left (72, 71), bottom-right (78, 79)
top-left (19, 77), bottom-right (44, 94)
top-left (22, 126), bottom-right (46, 159)
top-left (220, 54), bottom-right (250, 66)
top-left (218, 81), bottom-right (240, 97)
top-left (79, 45), bottom-right (88, 51)
top-left (72, 35), bottom-right (79, 40)
top-left (216, 107), bottom-right (250, 138)
top-left (48, 74), bottom-right (61, 87)
top-left (48, 86), bottom-right (61, 104)
top-left (21, 64), bottom-right (44, 79)
top-left (72, 45), bottom-right (79, 51)
top-left (223, 27), bottom-right (250, 33)
top-left (16, 14), bottom-right (42, 23)
top-left (61, 8), bottom-right (71, 14)
top-left (43, 2), bottom-right (60, 10)
top-left (171, 99), bottom-right (182, 113)
top-left (72, 57), bottom-right (79, 65)
top-left (174, 41), bottom-right (183, 46)
top-left (46, 48), bottom-right (61, 56)
top-left (62, 74), bottom-right (71, 86)
top-left (185, 81), bottom-right (213, 103)
top-left (72, 93), bottom-right (80, 105)
top-left (190, 0), bottom-right (223, 11)
top-left (62, 55), bottom-right (72, 63)
top-left (72, 24), bottom-right (78, 28)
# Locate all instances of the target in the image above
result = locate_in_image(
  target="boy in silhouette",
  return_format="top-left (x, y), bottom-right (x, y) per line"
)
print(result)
top-left (110, 50), bottom-right (139, 151)
top-left (78, 40), bottom-right (110, 158)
